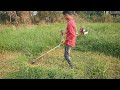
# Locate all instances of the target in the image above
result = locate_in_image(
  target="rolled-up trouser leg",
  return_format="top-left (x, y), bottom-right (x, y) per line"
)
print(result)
top-left (64, 44), bottom-right (74, 69)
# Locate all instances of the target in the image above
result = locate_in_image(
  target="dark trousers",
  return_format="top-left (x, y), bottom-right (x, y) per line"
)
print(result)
top-left (64, 44), bottom-right (74, 69)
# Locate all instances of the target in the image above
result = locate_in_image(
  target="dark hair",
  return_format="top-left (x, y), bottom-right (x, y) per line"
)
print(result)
top-left (63, 11), bottom-right (73, 15)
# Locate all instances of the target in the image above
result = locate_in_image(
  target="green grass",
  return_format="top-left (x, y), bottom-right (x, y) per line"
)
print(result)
top-left (0, 24), bottom-right (65, 56)
top-left (75, 23), bottom-right (120, 58)
top-left (0, 22), bottom-right (120, 79)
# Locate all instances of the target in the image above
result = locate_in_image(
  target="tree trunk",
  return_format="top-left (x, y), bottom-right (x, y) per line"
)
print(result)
top-left (7, 11), bottom-right (12, 24)
top-left (14, 11), bottom-right (17, 24)
top-left (104, 11), bottom-right (109, 15)
top-left (10, 14), bottom-right (11, 23)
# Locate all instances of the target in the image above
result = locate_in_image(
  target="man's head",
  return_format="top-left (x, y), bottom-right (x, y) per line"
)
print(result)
top-left (63, 11), bottom-right (73, 21)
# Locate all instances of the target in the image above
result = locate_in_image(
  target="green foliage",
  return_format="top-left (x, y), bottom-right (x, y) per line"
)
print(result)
top-left (0, 24), bottom-right (65, 56)
top-left (113, 16), bottom-right (120, 23)
top-left (76, 23), bottom-right (120, 58)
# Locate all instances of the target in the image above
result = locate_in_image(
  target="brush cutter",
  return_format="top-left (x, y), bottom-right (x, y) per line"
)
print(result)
top-left (31, 27), bottom-right (88, 64)
top-left (31, 30), bottom-right (64, 64)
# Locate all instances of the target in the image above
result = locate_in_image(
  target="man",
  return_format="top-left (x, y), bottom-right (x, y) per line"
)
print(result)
top-left (62, 11), bottom-right (77, 69)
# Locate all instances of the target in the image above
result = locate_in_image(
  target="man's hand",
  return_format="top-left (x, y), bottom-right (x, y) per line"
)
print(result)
top-left (61, 40), bottom-right (65, 45)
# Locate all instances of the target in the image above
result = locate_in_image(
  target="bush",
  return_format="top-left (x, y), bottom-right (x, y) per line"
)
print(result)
top-left (102, 14), bottom-right (113, 23)
top-left (113, 16), bottom-right (120, 23)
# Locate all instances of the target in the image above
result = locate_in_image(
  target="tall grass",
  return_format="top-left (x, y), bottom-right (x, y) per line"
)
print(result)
top-left (75, 23), bottom-right (120, 58)
top-left (1, 23), bottom-right (120, 58)
top-left (0, 24), bottom-right (65, 57)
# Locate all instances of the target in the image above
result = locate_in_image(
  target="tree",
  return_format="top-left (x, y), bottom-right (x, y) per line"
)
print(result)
top-left (37, 11), bottom-right (63, 23)
top-left (17, 11), bottom-right (31, 24)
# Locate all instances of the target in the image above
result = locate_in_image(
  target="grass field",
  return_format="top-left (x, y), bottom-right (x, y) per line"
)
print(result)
top-left (0, 22), bottom-right (120, 79)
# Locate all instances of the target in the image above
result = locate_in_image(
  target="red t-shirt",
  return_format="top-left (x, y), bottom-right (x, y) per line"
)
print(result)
top-left (65, 19), bottom-right (76, 47)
